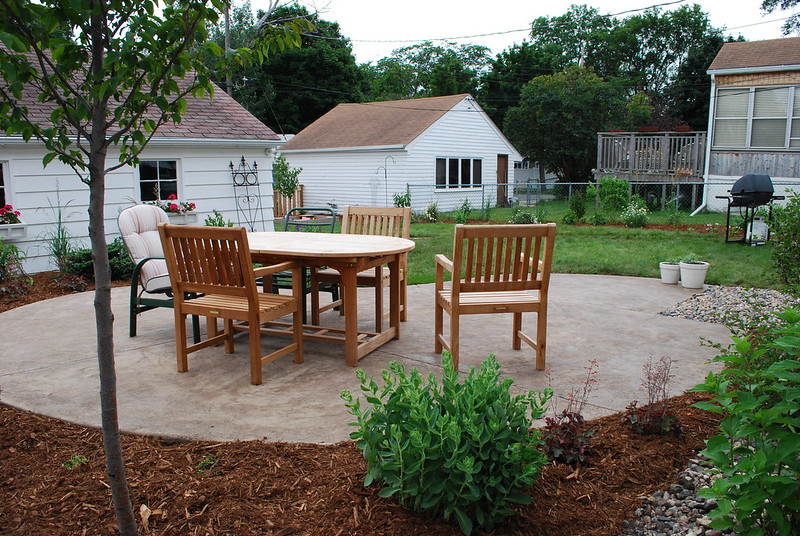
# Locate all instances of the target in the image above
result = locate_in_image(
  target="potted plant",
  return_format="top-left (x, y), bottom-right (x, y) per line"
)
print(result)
top-left (659, 258), bottom-right (680, 284)
top-left (679, 253), bottom-right (709, 289)
top-left (0, 204), bottom-right (27, 240)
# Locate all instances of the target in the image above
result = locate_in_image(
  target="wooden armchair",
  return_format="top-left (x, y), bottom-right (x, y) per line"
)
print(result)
top-left (158, 224), bottom-right (303, 385)
top-left (434, 223), bottom-right (556, 370)
top-left (311, 205), bottom-right (411, 331)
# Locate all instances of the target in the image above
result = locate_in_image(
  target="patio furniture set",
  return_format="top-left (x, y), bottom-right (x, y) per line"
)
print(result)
top-left (118, 204), bottom-right (556, 385)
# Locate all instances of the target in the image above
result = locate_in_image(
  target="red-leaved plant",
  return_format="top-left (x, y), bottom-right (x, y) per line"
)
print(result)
top-left (541, 359), bottom-right (598, 466)
top-left (624, 356), bottom-right (683, 436)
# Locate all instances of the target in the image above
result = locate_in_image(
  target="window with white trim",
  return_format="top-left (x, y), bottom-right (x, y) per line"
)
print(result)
top-left (435, 157), bottom-right (482, 188)
top-left (139, 160), bottom-right (178, 201)
top-left (713, 86), bottom-right (800, 149)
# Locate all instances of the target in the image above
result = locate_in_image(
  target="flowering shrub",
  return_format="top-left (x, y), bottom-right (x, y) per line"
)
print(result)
top-left (424, 201), bottom-right (439, 222)
top-left (0, 204), bottom-right (22, 224)
top-left (145, 194), bottom-right (196, 214)
top-left (620, 201), bottom-right (648, 228)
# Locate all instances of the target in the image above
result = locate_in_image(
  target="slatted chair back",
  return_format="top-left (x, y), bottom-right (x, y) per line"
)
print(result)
top-left (451, 223), bottom-right (555, 296)
top-left (159, 225), bottom-right (257, 307)
top-left (284, 207), bottom-right (337, 233)
top-left (341, 205), bottom-right (411, 239)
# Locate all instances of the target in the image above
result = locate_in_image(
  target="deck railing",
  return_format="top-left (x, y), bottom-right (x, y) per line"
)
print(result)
top-left (596, 131), bottom-right (706, 178)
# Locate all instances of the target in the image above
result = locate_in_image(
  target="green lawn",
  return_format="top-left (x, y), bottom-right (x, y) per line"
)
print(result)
top-left (406, 219), bottom-right (781, 290)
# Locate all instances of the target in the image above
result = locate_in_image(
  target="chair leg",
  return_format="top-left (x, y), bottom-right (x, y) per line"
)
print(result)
top-left (175, 311), bottom-right (189, 373)
top-left (450, 313), bottom-right (460, 370)
top-left (310, 269), bottom-right (321, 325)
top-left (224, 319), bottom-right (235, 354)
top-left (513, 312), bottom-right (522, 350)
top-left (374, 267), bottom-right (383, 332)
top-left (248, 319), bottom-right (262, 385)
top-left (536, 310), bottom-right (547, 371)
top-left (293, 298), bottom-right (304, 364)
top-left (434, 298), bottom-right (443, 354)
top-left (400, 275), bottom-right (408, 322)
top-left (129, 283), bottom-right (139, 337)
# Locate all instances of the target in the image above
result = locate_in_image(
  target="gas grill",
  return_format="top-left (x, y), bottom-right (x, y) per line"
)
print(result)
top-left (716, 174), bottom-right (785, 245)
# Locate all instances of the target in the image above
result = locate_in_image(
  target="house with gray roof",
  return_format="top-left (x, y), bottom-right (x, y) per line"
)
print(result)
top-left (1, 78), bottom-right (283, 273)
top-left (703, 36), bottom-right (800, 210)
top-left (280, 94), bottom-right (522, 213)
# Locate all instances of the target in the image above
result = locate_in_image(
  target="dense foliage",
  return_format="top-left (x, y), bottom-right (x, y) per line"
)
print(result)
top-left (63, 238), bottom-right (135, 282)
top-left (342, 354), bottom-right (551, 535)
top-left (771, 190), bottom-right (800, 290)
top-left (505, 66), bottom-right (624, 180)
top-left (694, 310), bottom-right (800, 536)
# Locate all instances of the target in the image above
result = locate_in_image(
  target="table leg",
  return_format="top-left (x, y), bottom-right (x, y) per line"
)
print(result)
top-left (389, 255), bottom-right (401, 340)
top-left (341, 266), bottom-right (359, 366)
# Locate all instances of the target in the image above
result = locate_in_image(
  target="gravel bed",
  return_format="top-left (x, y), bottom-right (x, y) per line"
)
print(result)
top-left (624, 285), bottom-right (799, 536)
top-left (620, 457), bottom-right (731, 536)
top-left (660, 284), bottom-right (799, 325)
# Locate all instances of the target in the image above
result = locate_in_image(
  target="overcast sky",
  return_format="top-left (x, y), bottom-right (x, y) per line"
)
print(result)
top-left (255, 0), bottom-right (794, 64)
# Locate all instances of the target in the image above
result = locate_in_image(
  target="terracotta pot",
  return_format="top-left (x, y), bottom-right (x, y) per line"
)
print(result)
top-left (638, 126), bottom-right (659, 133)
top-left (675, 125), bottom-right (691, 132)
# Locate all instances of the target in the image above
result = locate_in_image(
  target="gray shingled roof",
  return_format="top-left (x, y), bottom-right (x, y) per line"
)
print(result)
top-left (1, 56), bottom-right (277, 141)
top-left (708, 37), bottom-right (800, 71)
top-left (281, 94), bottom-right (469, 151)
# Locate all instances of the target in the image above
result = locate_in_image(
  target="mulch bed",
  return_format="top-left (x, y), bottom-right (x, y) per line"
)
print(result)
top-left (0, 394), bottom-right (721, 536)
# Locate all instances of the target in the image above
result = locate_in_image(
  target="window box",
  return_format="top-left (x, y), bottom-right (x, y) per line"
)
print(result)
top-left (0, 222), bottom-right (27, 241)
top-left (167, 213), bottom-right (199, 225)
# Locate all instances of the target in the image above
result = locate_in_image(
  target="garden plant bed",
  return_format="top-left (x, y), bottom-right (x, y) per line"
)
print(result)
top-left (0, 394), bottom-right (720, 535)
top-left (0, 272), bottom-right (722, 535)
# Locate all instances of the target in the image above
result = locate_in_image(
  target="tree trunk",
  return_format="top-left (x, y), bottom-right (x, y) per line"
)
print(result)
top-left (89, 150), bottom-right (138, 536)
top-left (89, 12), bottom-right (138, 536)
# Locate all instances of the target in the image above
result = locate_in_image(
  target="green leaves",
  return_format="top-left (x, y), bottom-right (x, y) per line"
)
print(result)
top-left (340, 353), bottom-right (551, 535)
top-left (695, 310), bottom-right (800, 535)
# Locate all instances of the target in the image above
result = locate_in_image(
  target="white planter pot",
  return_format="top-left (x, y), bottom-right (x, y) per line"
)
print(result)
top-left (167, 212), bottom-right (199, 225)
top-left (659, 262), bottom-right (680, 284)
top-left (679, 261), bottom-right (709, 289)
top-left (0, 223), bottom-right (27, 241)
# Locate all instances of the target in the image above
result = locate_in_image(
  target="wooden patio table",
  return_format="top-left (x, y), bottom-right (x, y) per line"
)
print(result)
top-left (247, 232), bottom-right (415, 366)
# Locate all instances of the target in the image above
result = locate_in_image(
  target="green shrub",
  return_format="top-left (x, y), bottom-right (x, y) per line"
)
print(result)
top-left (562, 209), bottom-right (578, 225)
top-left (569, 191), bottom-right (587, 221)
top-left (393, 191), bottom-right (411, 208)
top-left (341, 354), bottom-right (551, 535)
top-left (589, 211), bottom-right (607, 226)
top-left (587, 176), bottom-right (629, 211)
top-left (0, 237), bottom-right (30, 297)
top-left (454, 198), bottom-right (471, 224)
top-left (693, 309), bottom-right (800, 536)
top-left (772, 190), bottom-right (800, 287)
top-left (64, 237), bottom-right (134, 281)
top-left (272, 154), bottom-right (301, 197)
top-left (204, 209), bottom-right (234, 227)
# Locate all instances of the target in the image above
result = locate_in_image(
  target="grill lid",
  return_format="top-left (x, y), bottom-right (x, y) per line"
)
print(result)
top-left (731, 174), bottom-right (773, 195)
top-left (730, 174), bottom-right (774, 207)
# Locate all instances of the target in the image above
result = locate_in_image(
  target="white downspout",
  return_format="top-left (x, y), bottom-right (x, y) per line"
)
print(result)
top-left (691, 72), bottom-right (716, 216)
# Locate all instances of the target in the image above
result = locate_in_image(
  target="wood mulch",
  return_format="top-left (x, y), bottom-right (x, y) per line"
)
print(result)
top-left (0, 272), bottom-right (723, 535)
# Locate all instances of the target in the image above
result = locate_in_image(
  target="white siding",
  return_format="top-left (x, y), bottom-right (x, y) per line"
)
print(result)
top-left (1, 141), bottom-right (275, 273)
top-left (283, 97), bottom-right (522, 213)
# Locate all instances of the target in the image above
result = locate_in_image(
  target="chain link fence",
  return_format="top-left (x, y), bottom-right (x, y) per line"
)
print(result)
top-left (405, 180), bottom-right (800, 216)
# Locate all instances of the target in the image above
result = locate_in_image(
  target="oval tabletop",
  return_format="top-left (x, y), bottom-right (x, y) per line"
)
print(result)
top-left (247, 232), bottom-right (415, 258)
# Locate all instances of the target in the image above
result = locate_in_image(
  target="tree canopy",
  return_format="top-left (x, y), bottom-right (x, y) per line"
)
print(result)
top-left (762, 0), bottom-right (800, 34)
top-left (504, 66), bottom-right (625, 180)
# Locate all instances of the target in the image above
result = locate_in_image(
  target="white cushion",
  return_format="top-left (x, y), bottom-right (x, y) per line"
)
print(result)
top-left (118, 205), bottom-right (171, 290)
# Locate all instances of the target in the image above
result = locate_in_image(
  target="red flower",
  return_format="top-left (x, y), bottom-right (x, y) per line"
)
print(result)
top-left (169, 203), bottom-right (179, 212)
top-left (168, 194), bottom-right (177, 200)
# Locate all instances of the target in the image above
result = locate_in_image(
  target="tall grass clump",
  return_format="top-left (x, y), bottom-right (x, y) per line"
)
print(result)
top-left (342, 353), bottom-right (551, 535)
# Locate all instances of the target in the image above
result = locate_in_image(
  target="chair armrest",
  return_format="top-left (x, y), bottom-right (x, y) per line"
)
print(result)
top-left (132, 256), bottom-right (166, 285)
top-left (253, 261), bottom-right (299, 278)
top-left (435, 254), bottom-right (453, 273)
top-left (435, 254), bottom-right (452, 291)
